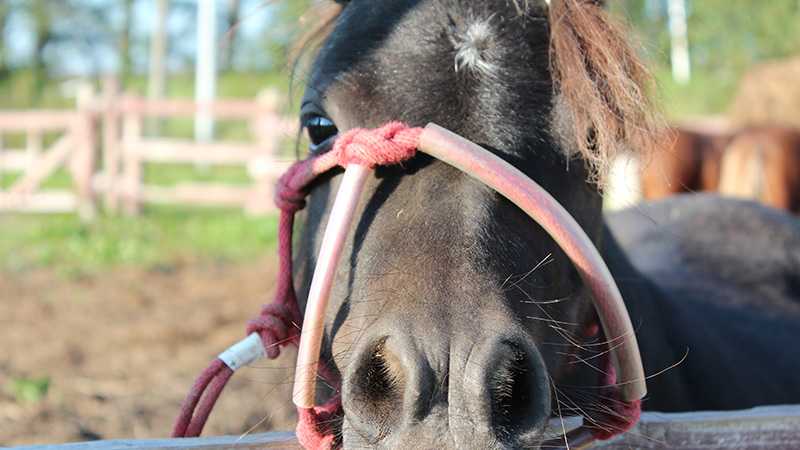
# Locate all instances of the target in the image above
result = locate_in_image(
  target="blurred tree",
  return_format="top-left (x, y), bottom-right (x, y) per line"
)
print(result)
top-left (28, 0), bottom-right (54, 98)
top-left (147, 0), bottom-right (170, 135)
top-left (8, 0), bottom-right (116, 96)
top-left (262, 0), bottom-right (313, 72)
top-left (611, 0), bottom-right (800, 116)
top-left (0, 2), bottom-right (9, 78)
top-left (614, 0), bottom-right (800, 71)
top-left (118, 0), bottom-right (135, 82)
top-left (221, 0), bottom-right (241, 71)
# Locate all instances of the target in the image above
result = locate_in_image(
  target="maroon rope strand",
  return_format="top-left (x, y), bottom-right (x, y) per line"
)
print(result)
top-left (172, 123), bottom-right (421, 444)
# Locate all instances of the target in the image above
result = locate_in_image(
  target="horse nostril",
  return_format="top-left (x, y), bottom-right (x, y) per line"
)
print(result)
top-left (347, 338), bottom-right (406, 438)
top-left (359, 340), bottom-right (404, 401)
top-left (488, 342), bottom-right (548, 441)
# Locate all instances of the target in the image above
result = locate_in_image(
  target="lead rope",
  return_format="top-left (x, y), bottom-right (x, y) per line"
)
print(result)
top-left (172, 123), bottom-right (421, 446)
top-left (172, 122), bottom-right (639, 448)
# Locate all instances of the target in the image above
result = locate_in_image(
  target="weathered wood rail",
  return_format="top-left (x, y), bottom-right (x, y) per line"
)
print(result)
top-left (0, 80), bottom-right (296, 217)
top-left (109, 90), bottom-right (296, 215)
top-left (0, 87), bottom-right (97, 219)
top-left (9, 405), bottom-right (800, 450)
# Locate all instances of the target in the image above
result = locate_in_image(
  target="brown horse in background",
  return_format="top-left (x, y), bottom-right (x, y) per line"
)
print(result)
top-left (640, 124), bottom-right (800, 215)
top-left (640, 125), bottom-right (732, 200)
top-left (719, 126), bottom-right (800, 214)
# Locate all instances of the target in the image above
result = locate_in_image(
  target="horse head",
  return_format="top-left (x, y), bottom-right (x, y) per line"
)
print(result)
top-left (292, 0), bottom-right (657, 447)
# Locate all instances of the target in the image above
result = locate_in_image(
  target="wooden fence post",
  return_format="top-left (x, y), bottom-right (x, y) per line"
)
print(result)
top-left (74, 82), bottom-right (98, 221)
top-left (246, 89), bottom-right (284, 214)
top-left (26, 129), bottom-right (42, 170)
top-left (0, 133), bottom-right (4, 176)
top-left (121, 94), bottom-right (143, 216)
top-left (102, 77), bottom-right (121, 213)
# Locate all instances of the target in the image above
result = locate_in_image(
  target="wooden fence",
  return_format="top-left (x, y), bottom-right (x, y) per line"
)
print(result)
top-left (0, 81), bottom-right (296, 218)
top-left (0, 86), bottom-right (96, 219)
top-left (10, 405), bottom-right (800, 449)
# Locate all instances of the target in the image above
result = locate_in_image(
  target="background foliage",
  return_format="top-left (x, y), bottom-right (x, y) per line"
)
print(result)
top-left (611, 0), bottom-right (800, 117)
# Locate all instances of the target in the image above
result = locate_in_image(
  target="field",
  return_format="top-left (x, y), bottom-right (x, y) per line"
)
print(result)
top-left (0, 216), bottom-right (298, 446)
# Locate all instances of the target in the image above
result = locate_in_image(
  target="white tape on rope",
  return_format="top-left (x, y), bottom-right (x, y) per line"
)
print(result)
top-left (544, 416), bottom-right (583, 440)
top-left (219, 333), bottom-right (266, 371)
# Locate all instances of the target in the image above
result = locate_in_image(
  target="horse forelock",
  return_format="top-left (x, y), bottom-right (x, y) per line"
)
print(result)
top-left (548, 0), bottom-right (662, 187)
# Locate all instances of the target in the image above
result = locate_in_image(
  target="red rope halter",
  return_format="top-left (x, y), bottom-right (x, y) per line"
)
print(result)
top-left (172, 122), bottom-right (642, 449)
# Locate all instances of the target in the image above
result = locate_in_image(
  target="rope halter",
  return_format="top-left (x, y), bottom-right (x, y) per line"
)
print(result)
top-left (173, 122), bottom-right (646, 449)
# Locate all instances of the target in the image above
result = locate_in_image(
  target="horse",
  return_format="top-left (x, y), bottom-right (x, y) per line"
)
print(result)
top-left (718, 126), bottom-right (800, 214)
top-left (177, 1), bottom-right (800, 448)
top-left (638, 124), bottom-right (800, 216)
top-left (640, 125), bottom-right (732, 200)
top-left (287, 1), bottom-right (800, 447)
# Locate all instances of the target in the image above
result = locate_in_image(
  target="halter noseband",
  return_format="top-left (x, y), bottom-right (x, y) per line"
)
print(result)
top-left (173, 122), bottom-right (646, 449)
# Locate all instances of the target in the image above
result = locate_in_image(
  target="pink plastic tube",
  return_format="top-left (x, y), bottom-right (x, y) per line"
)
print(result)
top-left (292, 123), bottom-right (646, 410)
top-left (418, 123), bottom-right (646, 401)
top-left (293, 164), bottom-right (371, 408)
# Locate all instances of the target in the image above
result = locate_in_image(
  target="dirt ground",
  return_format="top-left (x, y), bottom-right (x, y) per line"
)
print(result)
top-left (0, 261), bottom-right (297, 446)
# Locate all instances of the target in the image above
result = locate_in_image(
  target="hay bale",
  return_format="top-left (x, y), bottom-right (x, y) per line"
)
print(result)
top-left (730, 56), bottom-right (800, 128)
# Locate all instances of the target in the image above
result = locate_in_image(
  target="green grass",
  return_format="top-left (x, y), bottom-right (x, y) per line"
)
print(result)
top-left (1, 161), bottom-right (283, 277)
top-left (0, 207), bottom-right (279, 275)
top-left (1, 160), bottom-right (280, 276)
top-left (6, 376), bottom-right (50, 404)
top-left (652, 65), bottom-right (741, 120)
top-left (1, 169), bottom-right (73, 190)
top-left (2, 165), bottom-right (252, 191)
top-left (0, 70), bottom-right (75, 110)
top-left (143, 163), bottom-right (252, 186)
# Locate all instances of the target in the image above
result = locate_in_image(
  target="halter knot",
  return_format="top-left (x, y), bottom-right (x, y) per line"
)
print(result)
top-left (334, 122), bottom-right (422, 168)
top-left (245, 303), bottom-right (301, 359)
top-left (275, 161), bottom-right (315, 213)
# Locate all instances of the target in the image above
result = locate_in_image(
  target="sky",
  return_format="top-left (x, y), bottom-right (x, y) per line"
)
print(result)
top-left (3, 0), bottom-right (278, 76)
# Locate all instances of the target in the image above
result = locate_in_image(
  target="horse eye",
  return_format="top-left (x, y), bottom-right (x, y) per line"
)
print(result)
top-left (304, 115), bottom-right (338, 152)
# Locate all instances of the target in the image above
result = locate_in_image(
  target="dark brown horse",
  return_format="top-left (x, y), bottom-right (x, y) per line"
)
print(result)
top-left (293, 1), bottom-right (662, 446)
top-left (287, 1), bottom-right (800, 447)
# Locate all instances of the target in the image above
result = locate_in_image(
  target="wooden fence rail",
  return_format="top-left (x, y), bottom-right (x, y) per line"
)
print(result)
top-left (0, 82), bottom-right (297, 218)
top-left (0, 87), bottom-right (96, 219)
top-left (110, 89), bottom-right (295, 215)
top-left (9, 405), bottom-right (800, 450)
